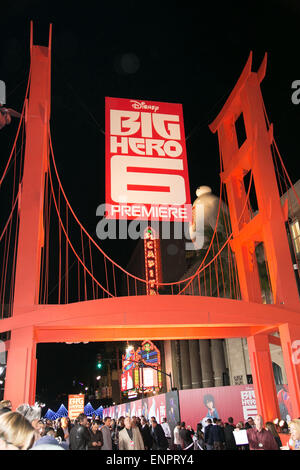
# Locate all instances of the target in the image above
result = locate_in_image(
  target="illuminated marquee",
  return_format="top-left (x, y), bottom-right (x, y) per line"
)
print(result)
top-left (120, 340), bottom-right (162, 395)
top-left (121, 345), bottom-right (136, 392)
top-left (105, 97), bottom-right (191, 222)
top-left (136, 340), bottom-right (162, 391)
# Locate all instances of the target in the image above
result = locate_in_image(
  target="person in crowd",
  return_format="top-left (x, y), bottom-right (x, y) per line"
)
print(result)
top-left (16, 403), bottom-right (41, 426)
top-left (265, 421), bottom-right (282, 449)
top-left (210, 418), bottom-right (224, 450)
top-left (0, 400), bottom-right (12, 410)
top-left (16, 403), bottom-right (42, 442)
top-left (150, 419), bottom-right (169, 450)
top-left (31, 426), bottom-right (67, 450)
top-left (0, 411), bottom-right (35, 450)
top-left (179, 421), bottom-right (193, 450)
top-left (194, 422), bottom-right (205, 450)
top-left (228, 417), bottom-right (235, 428)
top-left (131, 416), bottom-right (138, 428)
top-left (203, 394), bottom-right (219, 420)
top-left (88, 420), bottom-right (103, 450)
top-left (101, 416), bottom-right (113, 450)
top-left (289, 419), bottom-right (300, 450)
top-left (44, 427), bottom-right (56, 437)
top-left (161, 417), bottom-right (172, 449)
top-left (204, 418), bottom-right (214, 450)
top-left (110, 418), bottom-right (118, 450)
top-left (118, 416), bottom-right (144, 450)
top-left (245, 417), bottom-right (255, 429)
top-left (246, 415), bottom-right (278, 450)
top-left (56, 416), bottom-right (71, 445)
top-left (36, 419), bottom-right (46, 437)
top-left (234, 421), bottom-right (249, 450)
top-left (140, 416), bottom-right (153, 450)
top-left (117, 416), bottom-right (125, 432)
top-left (136, 416), bottom-right (142, 430)
top-left (279, 420), bottom-right (290, 434)
top-left (224, 422), bottom-right (237, 450)
top-left (173, 421), bottom-right (182, 450)
top-left (0, 406), bottom-right (12, 416)
top-left (69, 413), bottom-right (91, 450)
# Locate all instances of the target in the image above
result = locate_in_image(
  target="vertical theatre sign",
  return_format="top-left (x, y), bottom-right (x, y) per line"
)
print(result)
top-left (105, 97), bottom-right (191, 221)
top-left (144, 226), bottom-right (161, 295)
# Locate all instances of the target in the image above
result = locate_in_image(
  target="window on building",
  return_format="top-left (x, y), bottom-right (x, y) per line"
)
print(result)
top-left (223, 371), bottom-right (230, 386)
top-left (290, 220), bottom-right (300, 254)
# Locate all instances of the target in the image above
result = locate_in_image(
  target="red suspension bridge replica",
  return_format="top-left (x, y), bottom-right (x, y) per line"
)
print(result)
top-left (0, 24), bottom-right (300, 422)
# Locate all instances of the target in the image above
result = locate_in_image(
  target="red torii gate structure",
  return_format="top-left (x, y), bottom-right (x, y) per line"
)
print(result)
top-left (1, 25), bottom-right (300, 422)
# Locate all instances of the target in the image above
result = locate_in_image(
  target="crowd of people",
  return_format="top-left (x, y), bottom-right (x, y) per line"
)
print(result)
top-left (0, 399), bottom-right (299, 451)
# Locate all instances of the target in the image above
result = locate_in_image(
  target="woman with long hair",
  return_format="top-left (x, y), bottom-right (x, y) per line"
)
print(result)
top-left (265, 421), bottom-right (282, 449)
top-left (0, 411), bottom-right (35, 450)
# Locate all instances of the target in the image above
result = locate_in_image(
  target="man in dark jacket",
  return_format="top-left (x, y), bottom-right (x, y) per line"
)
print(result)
top-left (69, 413), bottom-right (91, 450)
top-left (150, 420), bottom-right (169, 449)
top-left (88, 420), bottom-right (103, 450)
top-left (179, 422), bottom-right (193, 450)
top-left (211, 418), bottom-right (224, 450)
top-left (140, 417), bottom-right (153, 450)
top-left (204, 419), bottom-right (214, 450)
top-left (224, 419), bottom-right (237, 450)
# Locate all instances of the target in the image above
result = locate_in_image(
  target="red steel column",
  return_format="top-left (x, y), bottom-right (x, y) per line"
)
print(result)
top-left (13, 34), bottom-right (51, 312)
top-left (4, 327), bottom-right (37, 409)
top-left (279, 323), bottom-right (300, 418)
top-left (4, 25), bottom-right (51, 408)
top-left (247, 334), bottom-right (279, 422)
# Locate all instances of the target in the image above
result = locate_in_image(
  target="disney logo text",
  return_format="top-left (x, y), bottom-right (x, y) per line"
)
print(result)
top-left (130, 100), bottom-right (159, 112)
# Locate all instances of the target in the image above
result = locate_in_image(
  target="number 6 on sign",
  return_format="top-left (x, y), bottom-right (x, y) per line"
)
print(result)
top-left (111, 155), bottom-right (186, 205)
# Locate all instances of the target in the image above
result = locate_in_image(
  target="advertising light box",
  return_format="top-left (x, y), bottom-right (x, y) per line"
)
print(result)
top-left (140, 367), bottom-right (158, 388)
top-left (68, 394), bottom-right (85, 421)
top-left (105, 97), bottom-right (191, 222)
top-left (121, 369), bottom-right (134, 392)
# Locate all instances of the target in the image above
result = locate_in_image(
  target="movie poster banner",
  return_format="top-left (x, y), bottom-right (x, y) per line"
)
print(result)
top-left (165, 391), bottom-right (180, 437)
top-left (105, 97), bottom-right (191, 222)
top-left (147, 394), bottom-right (166, 424)
top-left (100, 384), bottom-right (291, 427)
top-left (130, 398), bottom-right (143, 418)
top-left (179, 385), bottom-right (257, 430)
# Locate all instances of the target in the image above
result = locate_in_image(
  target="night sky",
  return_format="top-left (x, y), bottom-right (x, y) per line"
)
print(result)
top-left (1, 1), bottom-right (300, 408)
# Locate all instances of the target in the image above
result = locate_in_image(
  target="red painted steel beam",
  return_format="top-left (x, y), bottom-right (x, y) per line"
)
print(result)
top-left (268, 335), bottom-right (281, 347)
top-left (34, 325), bottom-right (265, 343)
top-left (1, 296), bottom-right (299, 334)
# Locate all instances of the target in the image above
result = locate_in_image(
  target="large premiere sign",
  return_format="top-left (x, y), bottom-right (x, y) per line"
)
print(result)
top-left (68, 394), bottom-right (85, 421)
top-left (105, 97), bottom-right (191, 222)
